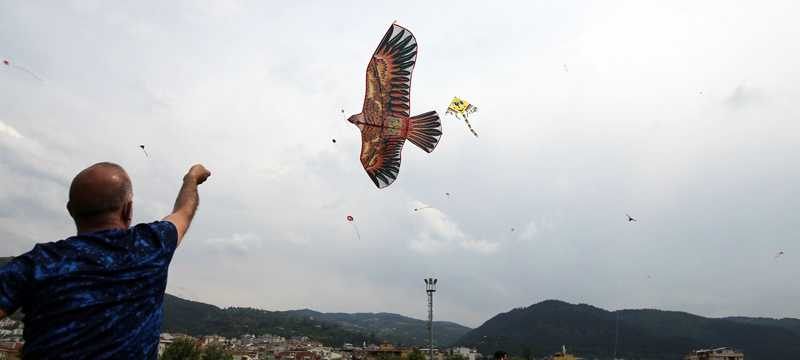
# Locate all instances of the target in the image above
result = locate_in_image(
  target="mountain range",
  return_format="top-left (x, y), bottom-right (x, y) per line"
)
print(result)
top-left (456, 300), bottom-right (800, 359)
top-left (2, 275), bottom-right (799, 359)
top-left (164, 295), bottom-right (800, 359)
top-left (162, 294), bottom-right (471, 347)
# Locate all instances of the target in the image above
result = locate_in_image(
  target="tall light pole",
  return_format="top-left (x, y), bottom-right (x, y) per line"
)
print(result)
top-left (425, 278), bottom-right (438, 360)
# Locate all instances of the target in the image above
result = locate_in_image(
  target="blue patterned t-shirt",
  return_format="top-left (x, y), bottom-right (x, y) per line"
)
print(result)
top-left (0, 221), bottom-right (178, 359)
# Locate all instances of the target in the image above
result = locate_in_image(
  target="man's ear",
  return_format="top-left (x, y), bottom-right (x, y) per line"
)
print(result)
top-left (121, 201), bottom-right (133, 224)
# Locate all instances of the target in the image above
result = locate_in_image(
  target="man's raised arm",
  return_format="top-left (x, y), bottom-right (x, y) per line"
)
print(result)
top-left (164, 164), bottom-right (211, 246)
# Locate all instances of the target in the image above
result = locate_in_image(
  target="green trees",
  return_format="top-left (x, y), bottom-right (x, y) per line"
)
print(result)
top-left (161, 338), bottom-right (201, 360)
top-left (405, 349), bottom-right (426, 360)
top-left (160, 339), bottom-right (233, 360)
top-left (445, 354), bottom-right (466, 360)
top-left (203, 343), bottom-right (233, 360)
top-left (377, 354), bottom-right (403, 360)
top-left (521, 347), bottom-right (533, 360)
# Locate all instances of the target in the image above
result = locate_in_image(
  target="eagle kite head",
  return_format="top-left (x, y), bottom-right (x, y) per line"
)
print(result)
top-left (347, 113), bottom-right (365, 129)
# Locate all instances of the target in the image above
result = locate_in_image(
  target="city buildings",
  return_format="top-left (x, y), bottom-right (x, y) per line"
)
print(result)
top-left (684, 347), bottom-right (744, 360)
top-left (150, 331), bottom-right (482, 360)
top-left (450, 347), bottom-right (479, 360)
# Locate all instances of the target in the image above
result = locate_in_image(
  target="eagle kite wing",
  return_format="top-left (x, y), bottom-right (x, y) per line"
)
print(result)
top-left (362, 23), bottom-right (418, 127)
top-left (360, 126), bottom-right (405, 188)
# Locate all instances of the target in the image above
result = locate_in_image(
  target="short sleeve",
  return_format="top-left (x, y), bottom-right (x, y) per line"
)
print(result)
top-left (146, 221), bottom-right (179, 254)
top-left (0, 256), bottom-right (34, 314)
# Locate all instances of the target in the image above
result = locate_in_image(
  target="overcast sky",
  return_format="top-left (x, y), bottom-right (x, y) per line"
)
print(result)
top-left (1, 0), bottom-right (799, 328)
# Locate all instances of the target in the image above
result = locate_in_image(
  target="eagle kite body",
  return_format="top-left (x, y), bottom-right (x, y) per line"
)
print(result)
top-left (347, 23), bottom-right (442, 189)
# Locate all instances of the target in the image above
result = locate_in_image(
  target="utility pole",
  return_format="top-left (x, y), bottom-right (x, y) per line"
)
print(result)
top-left (613, 312), bottom-right (619, 360)
top-left (425, 277), bottom-right (438, 360)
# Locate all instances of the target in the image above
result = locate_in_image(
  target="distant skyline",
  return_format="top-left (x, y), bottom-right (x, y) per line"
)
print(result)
top-left (1, 1), bottom-right (799, 328)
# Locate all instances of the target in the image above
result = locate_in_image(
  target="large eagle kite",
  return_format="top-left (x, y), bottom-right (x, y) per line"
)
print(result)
top-left (347, 23), bottom-right (442, 189)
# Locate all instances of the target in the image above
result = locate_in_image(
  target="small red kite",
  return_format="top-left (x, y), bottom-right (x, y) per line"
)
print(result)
top-left (346, 215), bottom-right (360, 240)
top-left (2, 59), bottom-right (43, 81)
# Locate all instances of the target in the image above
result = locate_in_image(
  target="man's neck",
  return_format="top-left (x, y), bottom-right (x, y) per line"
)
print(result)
top-left (76, 220), bottom-right (128, 235)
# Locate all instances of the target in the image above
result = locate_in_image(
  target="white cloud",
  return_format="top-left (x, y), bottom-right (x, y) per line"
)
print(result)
top-left (284, 231), bottom-right (309, 246)
top-left (0, 121), bottom-right (23, 139)
top-left (409, 201), bottom-right (499, 255)
top-left (205, 233), bottom-right (261, 255)
top-left (409, 233), bottom-right (450, 255)
top-left (460, 238), bottom-right (499, 254)
top-left (415, 204), bottom-right (465, 240)
top-left (520, 220), bottom-right (539, 241)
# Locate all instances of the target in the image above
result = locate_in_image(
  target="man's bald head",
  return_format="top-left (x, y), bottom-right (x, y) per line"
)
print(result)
top-left (68, 162), bottom-right (133, 228)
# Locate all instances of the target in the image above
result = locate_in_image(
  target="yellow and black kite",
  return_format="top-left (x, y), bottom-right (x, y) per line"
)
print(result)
top-left (446, 97), bottom-right (479, 137)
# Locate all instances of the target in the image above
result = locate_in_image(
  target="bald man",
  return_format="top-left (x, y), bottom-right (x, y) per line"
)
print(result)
top-left (0, 162), bottom-right (210, 359)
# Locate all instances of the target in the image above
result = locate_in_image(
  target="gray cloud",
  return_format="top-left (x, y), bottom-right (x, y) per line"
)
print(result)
top-left (1, 0), bottom-right (800, 327)
top-left (725, 84), bottom-right (763, 109)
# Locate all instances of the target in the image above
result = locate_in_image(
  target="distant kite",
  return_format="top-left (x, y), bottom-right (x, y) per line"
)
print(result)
top-left (775, 251), bottom-right (784, 259)
top-left (139, 145), bottom-right (149, 158)
top-left (333, 109), bottom-right (346, 144)
top-left (446, 97), bottom-right (479, 137)
top-left (346, 215), bottom-right (361, 240)
top-left (626, 214), bottom-right (637, 222)
top-left (347, 23), bottom-right (442, 189)
top-left (413, 206), bottom-right (432, 212)
top-left (2, 59), bottom-right (43, 81)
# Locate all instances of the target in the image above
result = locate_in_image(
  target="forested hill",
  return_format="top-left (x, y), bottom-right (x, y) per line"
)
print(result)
top-left (456, 299), bottom-right (800, 359)
top-left (284, 309), bottom-right (471, 346)
top-left (162, 294), bottom-right (367, 345)
top-left (162, 294), bottom-right (471, 346)
top-left (723, 316), bottom-right (800, 336)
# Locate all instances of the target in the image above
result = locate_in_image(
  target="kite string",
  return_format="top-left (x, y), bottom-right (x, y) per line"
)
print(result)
top-left (462, 116), bottom-right (479, 137)
top-left (350, 222), bottom-right (361, 240)
top-left (12, 64), bottom-right (43, 81)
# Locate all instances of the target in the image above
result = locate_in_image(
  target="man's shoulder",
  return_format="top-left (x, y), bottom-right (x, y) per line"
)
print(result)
top-left (62, 222), bottom-right (175, 244)
top-left (14, 239), bottom-right (71, 261)
top-left (7, 237), bottom-right (95, 274)
top-left (131, 221), bottom-right (179, 251)
top-left (0, 257), bottom-right (12, 267)
top-left (10, 222), bottom-right (177, 262)
top-left (132, 221), bottom-right (177, 241)
top-left (134, 220), bottom-right (177, 233)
